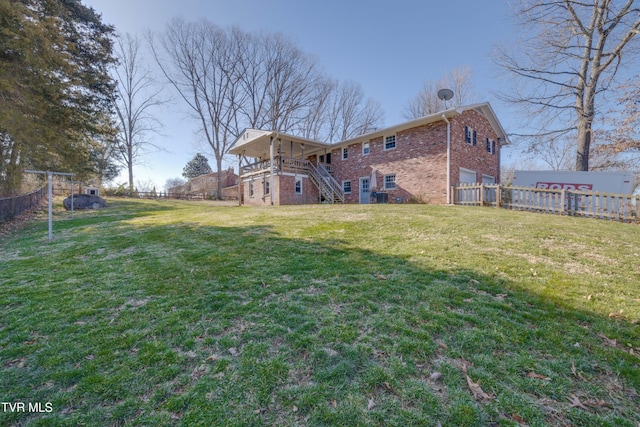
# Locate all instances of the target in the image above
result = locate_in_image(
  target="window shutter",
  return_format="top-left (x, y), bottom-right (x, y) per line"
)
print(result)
top-left (473, 130), bottom-right (477, 146)
top-left (464, 126), bottom-right (470, 143)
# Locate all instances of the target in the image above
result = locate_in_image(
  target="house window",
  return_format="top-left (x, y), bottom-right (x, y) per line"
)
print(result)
top-left (384, 135), bottom-right (396, 150)
top-left (249, 181), bottom-right (254, 197)
top-left (465, 126), bottom-right (477, 146)
top-left (384, 174), bottom-right (397, 190)
top-left (264, 180), bottom-right (270, 195)
top-left (295, 177), bottom-right (302, 194)
top-left (486, 138), bottom-right (496, 154)
top-left (342, 147), bottom-right (348, 160)
top-left (343, 180), bottom-right (352, 194)
top-left (362, 142), bottom-right (370, 155)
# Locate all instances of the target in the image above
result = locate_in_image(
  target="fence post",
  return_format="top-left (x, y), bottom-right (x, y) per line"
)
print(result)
top-left (560, 189), bottom-right (566, 215)
top-left (496, 185), bottom-right (501, 208)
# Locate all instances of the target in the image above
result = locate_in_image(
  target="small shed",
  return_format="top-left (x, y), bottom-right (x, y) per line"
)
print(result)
top-left (85, 186), bottom-right (100, 196)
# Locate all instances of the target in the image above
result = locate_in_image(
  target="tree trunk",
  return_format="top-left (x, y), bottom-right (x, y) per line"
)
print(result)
top-left (128, 142), bottom-right (134, 192)
top-left (216, 157), bottom-right (223, 200)
top-left (575, 120), bottom-right (592, 171)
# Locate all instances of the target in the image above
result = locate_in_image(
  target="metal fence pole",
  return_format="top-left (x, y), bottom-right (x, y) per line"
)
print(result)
top-left (47, 172), bottom-right (53, 241)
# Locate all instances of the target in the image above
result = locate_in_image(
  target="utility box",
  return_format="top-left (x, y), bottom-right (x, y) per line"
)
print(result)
top-left (512, 170), bottom-right (635, 194)
top-left (376, 192), bottom-right (388, 204)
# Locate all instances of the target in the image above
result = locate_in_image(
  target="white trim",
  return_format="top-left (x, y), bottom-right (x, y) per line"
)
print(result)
top-left (384, 135), bottom-right (397, 151)
top-left (486, 137), bottom-right (496, 155)
top-left (383, 173), bottom-right (397, 190)
top-left (359, 176), bottom-right (371, 204)
top-left (342, 180), bottom-right (352, 194)
top-left (294, 177), bottom-right (303, 194)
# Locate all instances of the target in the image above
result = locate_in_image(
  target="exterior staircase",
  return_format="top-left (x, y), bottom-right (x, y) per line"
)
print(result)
top-left (307, 162), bottom-right (345, 203)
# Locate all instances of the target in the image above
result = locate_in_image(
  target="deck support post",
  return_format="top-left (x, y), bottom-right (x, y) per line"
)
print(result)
top-left (269, 136), bottom-right (275, 206)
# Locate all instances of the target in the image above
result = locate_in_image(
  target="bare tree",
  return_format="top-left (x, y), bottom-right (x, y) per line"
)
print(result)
top-left (297, 78), bottom-right (383, 142)
top-left (404, 66), bottom-right (476, 120)
top-left (150, 19), bottom-right (385, 181)
top-left (495, 0), bottom-right (640, 171)
top-left (325, 80), bottom-right (383, 141)
top-left (528, 135), bottom-right (576, 171)
top-left (164, 177), bottom-right (186, 191)
top-left (297, 77), bottom-right (336, 141)
top-left (597, 77), bottom-right (640, 170)
top-left (149, 19), bottom-right (243, 198)
top-left (112, 33), bottom-right (166, 192)
top-left (261, 33), bottom-right (324, 133)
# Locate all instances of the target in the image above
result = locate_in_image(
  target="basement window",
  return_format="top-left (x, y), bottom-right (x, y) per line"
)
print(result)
top-left (295, 177), bottom-right (302, 194)
top-left (343, 180), bottom-right (352, 194)
top-left (384, 174), bottom-right (397, 190)
top-left (264, 180), bottom-right (270, 195)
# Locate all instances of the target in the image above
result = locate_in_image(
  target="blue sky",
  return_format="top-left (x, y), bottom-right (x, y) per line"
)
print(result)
top-left (83, 0), bottom-right (520, 190)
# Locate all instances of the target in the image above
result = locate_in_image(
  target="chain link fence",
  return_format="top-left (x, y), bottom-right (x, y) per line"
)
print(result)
top-left (0, 187), bottom-right (45, 223)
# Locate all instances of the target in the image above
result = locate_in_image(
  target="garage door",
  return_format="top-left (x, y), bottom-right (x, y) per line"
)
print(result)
top-left (459, 168), bottom-right (477, 184)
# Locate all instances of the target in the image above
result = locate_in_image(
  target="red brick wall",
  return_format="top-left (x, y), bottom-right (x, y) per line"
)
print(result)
top-left (242, 174), bottom-right (318, 206)
top-left (240, 109), bottom-right (501, 206)
top-left (331, 124), bottom-right (449, 204)
top-left (329, 110), bottom-right (500, 204)
top-left (243, 176), bottom-right (269, 207)
top-left (278, 175), bottom-right (319, 205)
top-left (449, 110), bottom-right (500, 185)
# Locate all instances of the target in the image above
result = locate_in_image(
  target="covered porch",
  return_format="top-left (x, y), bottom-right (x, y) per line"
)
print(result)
top-left (228, 129), bottom-right (343, 205)
top-left (229, 129), bottom-right (331, 177)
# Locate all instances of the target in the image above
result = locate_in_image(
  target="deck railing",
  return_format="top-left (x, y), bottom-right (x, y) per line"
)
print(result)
top-left (241, 156), bottom-right (312, 177)
top-left (452, 183), bottom-right (639, 223)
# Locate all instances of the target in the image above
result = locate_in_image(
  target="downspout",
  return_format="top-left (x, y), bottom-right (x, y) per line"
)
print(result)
top-left (497, 137), bottom-right (502, 184)
top-left (237, 153), bottom-right (242, 207)
top-left (442, 113), bottom-right (451, 204)
top-left (269, 135), bottom-right (275, 205)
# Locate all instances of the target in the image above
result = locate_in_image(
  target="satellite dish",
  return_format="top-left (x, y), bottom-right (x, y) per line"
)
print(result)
top-left (437, 88), bottom-right (454, 101)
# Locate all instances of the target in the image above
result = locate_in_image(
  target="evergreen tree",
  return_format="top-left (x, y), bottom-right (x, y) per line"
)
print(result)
top-left (182, 153), bottom-right (213, 180)
top-left (0, 0), bottom-right (116, 196)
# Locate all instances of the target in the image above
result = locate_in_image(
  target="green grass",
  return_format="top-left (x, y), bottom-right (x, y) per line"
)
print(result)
top-left (1, 198), bottom-right (639, 426)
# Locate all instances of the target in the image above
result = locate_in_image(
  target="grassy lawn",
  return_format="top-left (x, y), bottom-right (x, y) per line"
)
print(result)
top-left (1, 198), bottom-right (639, 426)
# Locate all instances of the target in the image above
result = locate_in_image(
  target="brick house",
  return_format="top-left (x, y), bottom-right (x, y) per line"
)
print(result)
top-left (229, 103), bottom-right (509, 206)
top-left (168, 168), bottom-right (238, 199)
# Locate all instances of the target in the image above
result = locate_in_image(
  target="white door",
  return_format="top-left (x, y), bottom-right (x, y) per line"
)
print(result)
top-left (359, 177), bottom-right (370, 204)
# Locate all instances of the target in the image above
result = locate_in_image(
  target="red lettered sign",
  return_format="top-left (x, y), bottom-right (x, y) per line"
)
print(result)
top-left (536, 182), bottom-right (593, 191)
